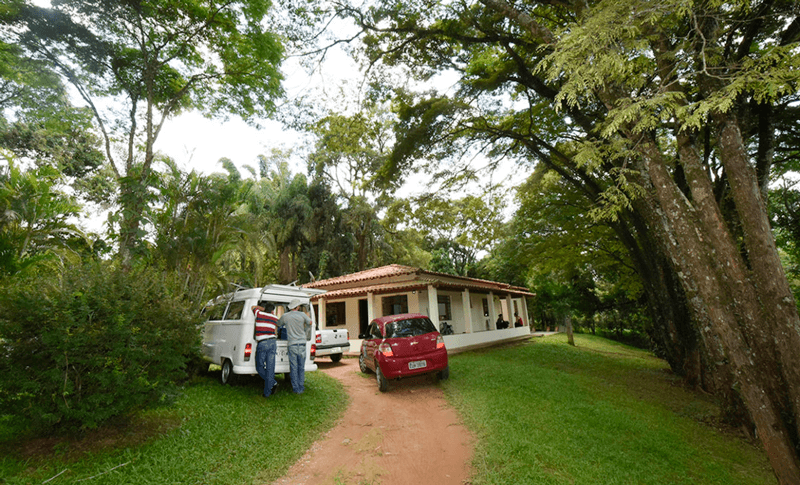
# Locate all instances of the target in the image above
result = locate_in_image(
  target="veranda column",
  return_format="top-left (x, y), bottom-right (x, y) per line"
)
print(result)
top-left (522, 297), bottom-right (531, 330)
top-left (489, 291), bottom-right (497, 330)
top-left (427, 285), bottom-right (440, 323)
top-left (505, 295), bottom-right (514, 327)
top-left (319, 298), bottom-right (327, 329)
top-left (367, 292), bottom-right (375, 323)
top-left (462, 288), bottom-right (473, 333)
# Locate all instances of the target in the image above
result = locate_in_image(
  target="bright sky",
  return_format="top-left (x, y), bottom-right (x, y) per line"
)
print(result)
top-left (154, 50), bottom-right (352, 177)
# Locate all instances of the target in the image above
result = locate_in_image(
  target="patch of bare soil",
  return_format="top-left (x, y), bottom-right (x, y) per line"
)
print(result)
top-left (1, 413), bottom-right (182, 464)
top-left (271, 358), bottom-right (473, 485)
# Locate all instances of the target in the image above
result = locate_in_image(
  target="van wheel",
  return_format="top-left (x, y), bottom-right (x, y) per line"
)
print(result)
top-left (331, 353), bottom-right (342, 363)
top-left (359, 352), bottom-right (369, 374)
top-left (376, 366), bottom-right (389, 392)
top-left (220, 359), bottom-right (236, 385)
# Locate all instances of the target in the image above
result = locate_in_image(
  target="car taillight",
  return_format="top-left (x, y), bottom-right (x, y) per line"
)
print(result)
top-left (378, 343), bottom-right (393, 357)
top-left (311, 343), bottom-right (316, 360)
top-left (436, 335), bottom-right (445, 349)
top-left (316, 333), bottom-right (322, 344)
top-left (244, 342), bottom-right (252, 361)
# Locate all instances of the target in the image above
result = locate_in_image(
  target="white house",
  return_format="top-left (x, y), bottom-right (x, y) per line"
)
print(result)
top-left (304, 264), bottom-right (535, 353)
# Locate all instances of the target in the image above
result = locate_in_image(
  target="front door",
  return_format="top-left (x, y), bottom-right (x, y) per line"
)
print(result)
top-left (359, 299), bottom-right (369, 338)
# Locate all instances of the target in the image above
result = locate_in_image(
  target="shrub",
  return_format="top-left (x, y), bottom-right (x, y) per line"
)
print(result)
top-left (0, 261), bottom-right (203, 433)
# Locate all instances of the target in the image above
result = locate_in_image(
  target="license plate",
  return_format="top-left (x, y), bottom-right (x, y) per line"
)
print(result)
top-left (408, 360), bottom-right (427, 370)
top-left (277, 348), bottom-right (288, 359)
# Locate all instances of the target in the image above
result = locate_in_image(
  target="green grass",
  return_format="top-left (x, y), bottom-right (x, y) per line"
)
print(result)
top-left (0, 371), bottom-right (348, 485)
top-left (441, 333), bottom-right (776, 485)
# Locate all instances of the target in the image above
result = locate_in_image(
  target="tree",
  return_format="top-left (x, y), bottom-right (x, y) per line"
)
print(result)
top-left (308, 104), bottom-right (397, 271)
top-left (330, 0), bottom-right (800, 480)
top-left (149, 158), bottom-right (261, 303)
top-left (8, 0), bottom-right (284, 264)
top-left (0, 27), bottom-right (104, 181)
top-left (302, 176), bottom-right (354, 280)
top-left (508, 164), bottom-right (645, 341)
top-left (0, 161), bottom-right (84, 276)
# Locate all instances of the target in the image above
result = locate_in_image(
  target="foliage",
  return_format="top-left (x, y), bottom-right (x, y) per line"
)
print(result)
top-left (307, 103), bottom-right (397, 272)
top-left (0, 372), bottom-right (347, 484)
top-left (442, 335), bottom-right (775, 485)
top-left (770, 179), bottom-right (800, 304)
top-left (0, 161), bottom-right (84, 276)
top-left (0, 261), bottom-right (203, 433)
top-left (149, 157), bottom-right (261, 302)
top-left (0, 35), bottom-right (104, 181)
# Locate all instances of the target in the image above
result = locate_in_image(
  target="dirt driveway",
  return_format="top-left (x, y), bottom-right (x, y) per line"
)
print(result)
top-left (271, 358), bottom-right (473, 485)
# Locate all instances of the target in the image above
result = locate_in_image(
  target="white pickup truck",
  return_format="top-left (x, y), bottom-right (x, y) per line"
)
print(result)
top-left (201, 284), bottom-right (326, 384)
top-left (315, 327), bottom-right (350, 362)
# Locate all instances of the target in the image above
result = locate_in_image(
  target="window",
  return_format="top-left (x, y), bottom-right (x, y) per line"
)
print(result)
top-left (382, 295), bottom-right (408, 316)
top-left (204, 303), bottom-right (226, 321)
top-left (257, 301), bottom-right (279, 314)
top-left (325, 302), bottom-right (347, 326)
top-left (386, 317), bottom-right (437, 338)
top-left (369, 323), bottom-right (382, 339)
top-left (224, 300), bottom-right (245, 320)
top-left (482, 298), bottom-right (489, 317)
top-left (437, 295), bottom-right (452, 321)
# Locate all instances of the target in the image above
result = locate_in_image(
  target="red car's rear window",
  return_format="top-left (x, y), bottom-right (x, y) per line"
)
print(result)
top-left (385, 317), bottom-right (437, 338)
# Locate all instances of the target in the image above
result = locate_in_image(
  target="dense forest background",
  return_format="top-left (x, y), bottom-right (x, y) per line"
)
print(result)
top-left (2, 0), bottom-right (800, 482)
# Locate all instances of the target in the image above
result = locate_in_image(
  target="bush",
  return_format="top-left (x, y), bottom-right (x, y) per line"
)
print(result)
top-left (0, 261), bottom-right (203, 433)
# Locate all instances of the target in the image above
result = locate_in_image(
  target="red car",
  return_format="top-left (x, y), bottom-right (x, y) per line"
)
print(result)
top-left (359, 313), bottom-right (450, 392)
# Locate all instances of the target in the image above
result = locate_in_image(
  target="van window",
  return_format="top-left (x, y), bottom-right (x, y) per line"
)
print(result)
top-left (204, 303), bottom-right (226, 321)
top-left (256, 301), bottom-right (280, 314)
top-left (224, 300), bottom-right (245, 320)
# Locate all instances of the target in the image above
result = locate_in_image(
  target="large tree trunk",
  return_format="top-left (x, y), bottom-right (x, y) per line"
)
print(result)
top-left (278, 246), bottom-right (295, 285)
top-left (636, 131), bottom-right (800, 484)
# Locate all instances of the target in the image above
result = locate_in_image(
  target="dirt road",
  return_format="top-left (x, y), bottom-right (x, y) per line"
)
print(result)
top-left (272, 358), bottom-right (473, 485)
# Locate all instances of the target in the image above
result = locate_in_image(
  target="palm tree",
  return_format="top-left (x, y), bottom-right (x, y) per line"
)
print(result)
top-left (0, 161), bottom-right (84, 275)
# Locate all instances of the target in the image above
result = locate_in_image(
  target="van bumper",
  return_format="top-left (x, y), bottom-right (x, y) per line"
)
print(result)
top-left (233, 362), bottom-right (318, 375)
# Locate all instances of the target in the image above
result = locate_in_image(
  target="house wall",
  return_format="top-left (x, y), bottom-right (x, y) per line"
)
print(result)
top-left (319, 290), bottom-right (530, 338)
top-left (344, 299), bottom-right (359, 337)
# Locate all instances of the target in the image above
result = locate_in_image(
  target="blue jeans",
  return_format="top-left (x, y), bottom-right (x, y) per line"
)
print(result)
top-left (288, 344), bottom-right (306, 393)
top-left (255, 338), bottom-right (277, 397)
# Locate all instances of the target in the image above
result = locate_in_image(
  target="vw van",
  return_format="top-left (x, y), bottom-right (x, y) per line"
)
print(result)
top-left (201, 284), bottom-right (326, 384)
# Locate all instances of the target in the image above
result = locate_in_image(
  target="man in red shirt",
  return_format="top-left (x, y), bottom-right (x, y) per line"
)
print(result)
top-left (252, 303), bottom-right (279, 397)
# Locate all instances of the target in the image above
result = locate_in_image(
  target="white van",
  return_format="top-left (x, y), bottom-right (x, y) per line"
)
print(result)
top-left (201, 284), bottom-right (326, 384)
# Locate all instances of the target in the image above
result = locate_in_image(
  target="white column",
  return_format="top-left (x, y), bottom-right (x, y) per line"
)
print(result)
top-left (462, 289), bottom-right (473, 333)
top-left (505, 294), bottom-right (514, 327)
top-left (427, 285), bottom-right (440, 323)
top-left (523, 297), bottom-right (531, 329)
top-left (367, 292), bottom-right (375, 322)
top-left (488, 291), bottom-right (497, 330)
top-left (319, 298), bottom-right (327, 328)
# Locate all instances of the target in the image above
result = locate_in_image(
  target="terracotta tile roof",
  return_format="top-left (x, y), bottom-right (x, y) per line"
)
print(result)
top-left (304, 264), bottom-right (535, 297)
top-left (304, 264), bottom-right (419, 288)
top-left (310, 281), bottom-right (431, 301)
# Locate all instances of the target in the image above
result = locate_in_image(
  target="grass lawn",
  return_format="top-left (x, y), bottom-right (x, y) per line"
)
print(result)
top-left (0, 371), bottom-right (348, 485)
top-left (441, 333), bottom-right (776, 485)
